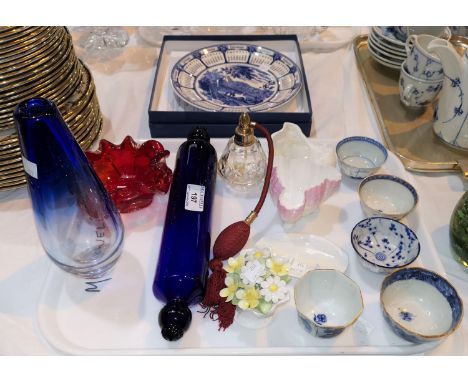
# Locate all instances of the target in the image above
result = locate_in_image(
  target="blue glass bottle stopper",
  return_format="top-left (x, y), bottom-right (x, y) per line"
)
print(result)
top-left (153, 127), bottom-right (217, 341)
top-left (14, 98), bottom-right (124, 279)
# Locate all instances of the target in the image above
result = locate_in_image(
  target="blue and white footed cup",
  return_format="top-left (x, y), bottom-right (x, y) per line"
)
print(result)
top-left (399, 61), bottom-right (443, 108)
top-left (294, 270), bottom-right (363, 338)
top-left (405, 34), bottom-right (445, 80)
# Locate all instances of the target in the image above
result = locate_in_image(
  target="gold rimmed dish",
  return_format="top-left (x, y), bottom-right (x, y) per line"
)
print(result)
top-left (0, 155), bottom-right (22, 168)
top-left (60, 64), bottom-right (94, 117)
top-left (0, 166), bottom-right (23, 179)
top-left (68, 101), bottom-right (97, 138)
top-left (0, 86), bottom-right (97, 144)
top-left (0, 178), bottom-right (27, 191)
top-left (79, 116), bottom-right (103, 150)
top-left (0, 55), bottom-right (79, 115)
top-left (0, 28), bottom-right (65, 71)
top-left (0, 109), bottom-right (102, 191)
top-left (0, 27), bottom-right (42, 43)
top-left (0, 63), bottom-right (84, 131)
top-left (0, 33), bottom-right (74, 93)
top-left (77, 101), bottom-right (102, 130)
top-left (0, 29), bottom-right (67, 73)
top-left (0, 28), bottom-right (103, 191)
top-left (0, 167), bottom-right (24, 179)
top-left (0, 145), bottom-right (21, 157)
top-left (0, 27), bottom-right (58, 59)
top-left (0, 135), bottom-right (19, 149)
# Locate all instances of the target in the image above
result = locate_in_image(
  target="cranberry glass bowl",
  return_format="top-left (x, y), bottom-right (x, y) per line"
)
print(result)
top-left (86, 136), bottom-right (172, 213)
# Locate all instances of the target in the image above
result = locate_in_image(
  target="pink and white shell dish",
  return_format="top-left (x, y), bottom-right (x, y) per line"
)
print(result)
top-left (269, 123), bottom-right (341, 223)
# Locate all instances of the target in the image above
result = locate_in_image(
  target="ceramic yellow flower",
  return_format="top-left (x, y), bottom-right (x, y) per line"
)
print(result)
top-left (266, 257), bottom-right (289, 276)
top-left (245, 247), bottom-right (270, 262)
top-left (236, 287), bottom-right (260, 310)
top-left (253, 251), bottom-right (264, 260)
top-left (224, 254), bottom-right (245, 273)
top-left (219, 276), bottom-right (239, 302)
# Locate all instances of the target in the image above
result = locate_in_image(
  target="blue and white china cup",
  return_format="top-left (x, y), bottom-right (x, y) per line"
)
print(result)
top-left (380, 267), bottom-right (463, 343)
top-left (358, 174), bottom-right (418, 220)
top-left (294, 269), bottom-right (363, 338)
top-left (399, 61), bottom-right (443, 108)
top-left (351, 217), bottom-right (420, 274)
top-left (405, 34), bottom-right (445, 80)
top-left (336, 136), bottom-right (387, 179)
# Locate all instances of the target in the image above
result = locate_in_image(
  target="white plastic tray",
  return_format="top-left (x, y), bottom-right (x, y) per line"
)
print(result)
top-left (36, 138), bottom-right (448, 354)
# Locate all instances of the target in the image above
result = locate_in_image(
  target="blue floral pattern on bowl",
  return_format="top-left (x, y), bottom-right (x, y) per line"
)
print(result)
top-left (171, 44), bottom-right (303, 112)
top-left (351, 217), bottom-right (420, 274)
top-left (295, 270), bottom-right (363, 339)
top-left (399, 310), bottom-right (414, 322)
top-left (313, 313), bottom-right (327, 325)
top-left (299, 313), bottom-right (345, 338)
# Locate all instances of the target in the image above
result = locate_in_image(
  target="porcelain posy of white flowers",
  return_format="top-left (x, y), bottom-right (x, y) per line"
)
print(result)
top-left (220, 247), bottom-right (291, 316)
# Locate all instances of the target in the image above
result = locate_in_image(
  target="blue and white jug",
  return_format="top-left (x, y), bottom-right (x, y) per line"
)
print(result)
top-left (428, 39), bottom-right (468, 150)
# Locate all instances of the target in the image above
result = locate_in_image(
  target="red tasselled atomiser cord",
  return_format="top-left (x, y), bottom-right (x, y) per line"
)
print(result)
top-left (201, 122), bottom-right (274, 330)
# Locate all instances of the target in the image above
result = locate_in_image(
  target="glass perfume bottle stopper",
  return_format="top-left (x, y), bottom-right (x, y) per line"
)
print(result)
top-left (234, 112), bottom-right (255, 146)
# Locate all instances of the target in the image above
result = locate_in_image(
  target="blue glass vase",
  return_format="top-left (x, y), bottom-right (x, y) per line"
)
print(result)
top-left (153, 127), bottom-right (217, 341)
top-left (14, 98), bottom-right (124, 279)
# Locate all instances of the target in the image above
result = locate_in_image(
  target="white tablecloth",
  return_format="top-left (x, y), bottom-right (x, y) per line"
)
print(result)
top-left (1, 27), bottom-right (467, 355)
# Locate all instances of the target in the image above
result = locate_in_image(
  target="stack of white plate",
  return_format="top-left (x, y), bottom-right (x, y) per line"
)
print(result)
top-left (368, 27), bottom-right (407, 70)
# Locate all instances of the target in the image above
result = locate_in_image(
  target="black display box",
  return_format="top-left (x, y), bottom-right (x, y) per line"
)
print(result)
top-left (148, 35), bottom-right (312, 138)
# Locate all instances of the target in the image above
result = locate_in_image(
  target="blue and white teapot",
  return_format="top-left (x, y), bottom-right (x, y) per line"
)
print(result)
top-left (428, 39), bottom-right (468, 150)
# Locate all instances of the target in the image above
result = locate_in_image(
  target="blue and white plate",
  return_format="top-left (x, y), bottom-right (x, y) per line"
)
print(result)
top-left (368, 34), bottom-right (406, 59)
top-left (372, 27), bottom-right (407, 48)
top-left (171, 44), bottom-right (303, 112)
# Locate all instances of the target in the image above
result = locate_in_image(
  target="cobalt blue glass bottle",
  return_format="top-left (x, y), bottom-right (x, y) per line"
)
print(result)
top-left (14, 98), bottom-right (124, 279)
top-left (153, 127), bottom-right (217, 341)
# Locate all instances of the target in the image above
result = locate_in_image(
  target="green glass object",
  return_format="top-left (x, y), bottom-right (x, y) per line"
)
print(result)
top-left (450, 191), bottom-right (468, 268)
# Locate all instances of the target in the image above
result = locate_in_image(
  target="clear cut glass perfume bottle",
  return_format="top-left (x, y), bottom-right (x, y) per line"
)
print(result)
top-left (218, 112), bottom-right (267, 191)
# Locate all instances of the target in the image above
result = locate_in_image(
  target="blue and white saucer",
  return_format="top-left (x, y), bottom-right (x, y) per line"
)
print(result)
top-left (368, 27), bottom-right (407, 70)
top-left (372, 27), bottom-right (407, 48)
top-left (171, 44), bottom-right (303, 112)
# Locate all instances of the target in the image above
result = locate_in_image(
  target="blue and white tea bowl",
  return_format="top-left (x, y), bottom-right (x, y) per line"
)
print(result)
top-left (380, 267), bottom-right (463, 343)
top-left (359, 174), bottom-right (418, 220)
top-left (336, 136), bottom-right (387, 179)
top-left (294, 269), bottom-right (363, 338)
top-left (351, 217), bottom-right (420, 274)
